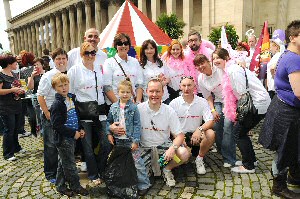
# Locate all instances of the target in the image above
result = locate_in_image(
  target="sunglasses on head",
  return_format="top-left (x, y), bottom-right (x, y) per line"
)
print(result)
top-left (116, 41), bottom-right (130, 46)
top-left (84, 50), bottom-right (97, 56)
top-left (180, 76), bottom-right (194, 82)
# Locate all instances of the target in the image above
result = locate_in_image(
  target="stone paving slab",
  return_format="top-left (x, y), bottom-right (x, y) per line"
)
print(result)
top-left (0, 122), bottom-right (299, 198)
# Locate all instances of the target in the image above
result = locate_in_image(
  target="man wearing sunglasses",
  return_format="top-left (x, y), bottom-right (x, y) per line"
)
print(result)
top-left (170, 76), bottom-right (215, 175)
top-left (137, 79), bottom-right (190, 187)
top-left (67, 28), bottom-right (107, 71)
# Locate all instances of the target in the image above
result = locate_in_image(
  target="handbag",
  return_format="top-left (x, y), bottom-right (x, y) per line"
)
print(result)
top-left (77, 71), bottom-right (101, 120)
top-left (236, 68), bottom-right (258, 129)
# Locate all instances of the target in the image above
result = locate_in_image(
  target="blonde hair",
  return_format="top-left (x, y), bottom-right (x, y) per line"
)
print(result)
top-left (80, 42), bottom-right (95, 57)
top-left (51, 73), bottom-right (69, 89)
top-left (118, 80), bottom-right (133, 91)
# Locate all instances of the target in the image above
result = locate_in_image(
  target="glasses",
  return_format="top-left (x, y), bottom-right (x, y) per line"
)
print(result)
top-left (180, 76), bottom-right (194, 82)
top-left (188, 38), bottom-right (199, 43)
top-left (151, 120), bottom-right (158, 131)
top-left (84, 50), bottom-right (97, 56)
top-left (116, 41), bottom-right (130, 46)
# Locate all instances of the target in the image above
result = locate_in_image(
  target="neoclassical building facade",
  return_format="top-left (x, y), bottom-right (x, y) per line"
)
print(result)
top-left (5, 0), bottom-right (300, 56)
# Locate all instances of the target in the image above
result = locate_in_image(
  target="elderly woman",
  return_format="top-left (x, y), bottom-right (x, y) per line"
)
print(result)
top-left (259, 20), bottom-right (300, 198)
top-left (193, 54), bottom-right (236, 168)
top-left (68, 42), bottom-right (110, 185)
top-left (212, 48), bottom-right (271, 174)
top-left (0, 55), bottom-right (26, 161)
top-left (103, 33), bottom-right (144, 104)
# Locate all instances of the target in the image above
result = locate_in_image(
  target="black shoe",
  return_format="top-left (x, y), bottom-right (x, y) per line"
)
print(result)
top-left (73, 187), bottom-right (89, 196)
top-left (58, 189), bottom-right (74, 197)
top-left (138, 188), bottom-right (149, 196)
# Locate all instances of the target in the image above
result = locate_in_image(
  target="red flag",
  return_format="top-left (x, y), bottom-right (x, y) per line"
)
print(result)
top-left (249, 21), bottom-right (271, 77)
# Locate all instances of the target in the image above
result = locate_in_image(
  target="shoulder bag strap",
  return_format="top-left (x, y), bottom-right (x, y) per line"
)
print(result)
top-left (243, 68), bottom-right (249, 89)
top-left (113, 56), bottom-right (129, 80)
top-left (94, 71), bottom-right (99, 101)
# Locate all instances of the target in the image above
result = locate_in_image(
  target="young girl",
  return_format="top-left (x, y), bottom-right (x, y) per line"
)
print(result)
top-left (106, 80), bottom-right (151, 196)
top-left (140, 39), bottom-right (170, 104)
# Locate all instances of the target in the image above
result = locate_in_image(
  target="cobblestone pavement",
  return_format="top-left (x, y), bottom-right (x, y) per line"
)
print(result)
top-left (0, 122), bottom-right (299, 199)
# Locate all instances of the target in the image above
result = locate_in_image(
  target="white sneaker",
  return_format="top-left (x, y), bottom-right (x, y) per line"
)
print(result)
top-left (195, 157), bottom-right (206, 174)
top-left (18, 149), bottom-right (26, 153)
top-left (163, 168), bottom-right (176, 187)
top-left (231, 166), bottom-right (255, 174)
top-left (235, 161), bottom-right (258, 167)
top-left (223, 163), bottom-right (233, 168)
top-left (80, 162), bottom-right (87, 172)
top-left (7, 156), bottom-right (17, 161)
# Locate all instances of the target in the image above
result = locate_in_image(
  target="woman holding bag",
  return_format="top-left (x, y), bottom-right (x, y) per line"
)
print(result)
top-left (67, 42), bottom-right (110, 185)
top-left (212, 48), bottom-right (271, 173)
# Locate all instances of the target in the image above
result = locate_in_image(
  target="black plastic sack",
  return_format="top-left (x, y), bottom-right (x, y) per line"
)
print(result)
top-left (104, 146), bottom-right (138, 199)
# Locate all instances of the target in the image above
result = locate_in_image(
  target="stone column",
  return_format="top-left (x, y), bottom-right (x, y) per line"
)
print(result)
top-left (3, 0), bottom-right (12, 28)
top-left (201, 0), bottom-right (210, 39)
top-left (95, 0), bottom-right (102, 31)
top-left (45, 17), bottom-right (50, 50)
top-left (13, 30), bottom-right (18, 54)
top-left (151, 0), bottom-right (160, 22)
top-left (15, 30), bottom-right (20, 54)
top-left (55, 11), bottom-right (63, 49)
top-left (31, 23), bottom-right (37, 54)
top-left (62, 8), bottom-right (69, 51)
top-left (183, 0), bottom-right (193, 39)
top-left (68, 5), bottom-right (77, 49)
top-left (108, 2), bottom-right (118, 22)
top-left (76, 2), bottom-right (83, 45)
top-left (23, 26), bottom-right (28, 51)
top-left (85, 0), bottom-right (92, 29)
top-left (35, 21), bottom-right (41, 57)
top-left (40, 20), bottom-right (45, 52)
top-left (166, 0), bottom-right (176, 15)
top-left (50, 14), bottom-right (56, 50)
top-left (27, 25), bottom-right (32, 52)
top-left (138, 0), bottom-right (147, 15)
top-left (276, 0), bottom-right (288, 30)
top-left (20, 28), bottom-right (25, 51)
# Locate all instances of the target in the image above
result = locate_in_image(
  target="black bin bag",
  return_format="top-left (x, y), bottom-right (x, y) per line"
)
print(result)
top-left (104, 146), bottom-right (138, 199)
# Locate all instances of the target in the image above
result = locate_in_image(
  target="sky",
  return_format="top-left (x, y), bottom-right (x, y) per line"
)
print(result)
top-left (0, 0), bottom-right (43, 51)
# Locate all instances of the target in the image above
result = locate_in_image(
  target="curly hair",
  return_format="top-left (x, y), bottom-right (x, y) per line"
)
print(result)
top-left (21, 52), bottom-right (35, 66)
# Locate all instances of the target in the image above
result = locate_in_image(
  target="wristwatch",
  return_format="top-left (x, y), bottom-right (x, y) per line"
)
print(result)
top-left (172, 144), bottom-right (179, 150)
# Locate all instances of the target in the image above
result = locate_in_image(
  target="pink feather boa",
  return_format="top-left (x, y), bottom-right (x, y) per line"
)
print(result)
top-left (222, 60), bottom-right (238, 122)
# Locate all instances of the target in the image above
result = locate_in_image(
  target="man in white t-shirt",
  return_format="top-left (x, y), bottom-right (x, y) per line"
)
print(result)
top-left (137, 79), bottom-right (190, 187)
top-left (67, 28), bottom-right (107, 71)
top-left (170, 77), bottom-right (215, 175)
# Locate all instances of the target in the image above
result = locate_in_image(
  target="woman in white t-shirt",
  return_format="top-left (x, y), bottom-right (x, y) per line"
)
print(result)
top-left (140, 39), bottom-right (170, 104)
top-left (161, 40), bottom-right (187, 100)
top-left (213, 48), bottom-right (270, 174)
top-left (193, 54), bottom-right (236, 168)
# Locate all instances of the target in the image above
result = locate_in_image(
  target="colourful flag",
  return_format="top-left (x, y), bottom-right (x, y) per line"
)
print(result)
top-left (249, 21), bottom-right (271, 78)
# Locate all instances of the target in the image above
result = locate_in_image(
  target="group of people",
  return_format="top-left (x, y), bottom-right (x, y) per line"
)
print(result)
top-left (0, 19), bottom-right (299, 198)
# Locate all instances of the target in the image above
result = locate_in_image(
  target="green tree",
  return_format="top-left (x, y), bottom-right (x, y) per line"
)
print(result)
top-left (208, 23), bottom-right (239, 49)
top-left (155, 13), bottom-right (185, 39)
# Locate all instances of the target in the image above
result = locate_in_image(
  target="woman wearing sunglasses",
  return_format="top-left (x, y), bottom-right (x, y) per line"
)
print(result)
top-left (140, 39), bottom-right (170, 104)
top-left (193, 54), bottom-right (236, 168)
top-left (161, 40), bottom-right (188, 101)
top-left (103, 33), bottom-right (144, 105)
top-left (68, 42), bottom-right (110, 186)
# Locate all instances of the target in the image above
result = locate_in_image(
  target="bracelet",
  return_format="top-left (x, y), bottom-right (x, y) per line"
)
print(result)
top-left (211, 108), bottom-right (216, 113)
top-left (198, 126), bottom-right (204, 132)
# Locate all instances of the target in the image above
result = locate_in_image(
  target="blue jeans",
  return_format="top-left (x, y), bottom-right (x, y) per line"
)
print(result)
top-left (41, 114), bottom-right (58, 180)
top-left (213, 102), bottom-right (236, 165)
top-left (0, 113), bottom-right (23, 159)
top-left (56, 137), bottom-right (81, 192)
top-left (81, 120), bottom-right (111, 180)
top-left (115, 138), bottom-right (151, 190)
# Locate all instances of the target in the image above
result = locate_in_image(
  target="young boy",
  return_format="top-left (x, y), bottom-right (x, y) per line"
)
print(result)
top-left (50, 73), bottom-right (89, 197)
top-left (106, 80), bottom-right (151, 196)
